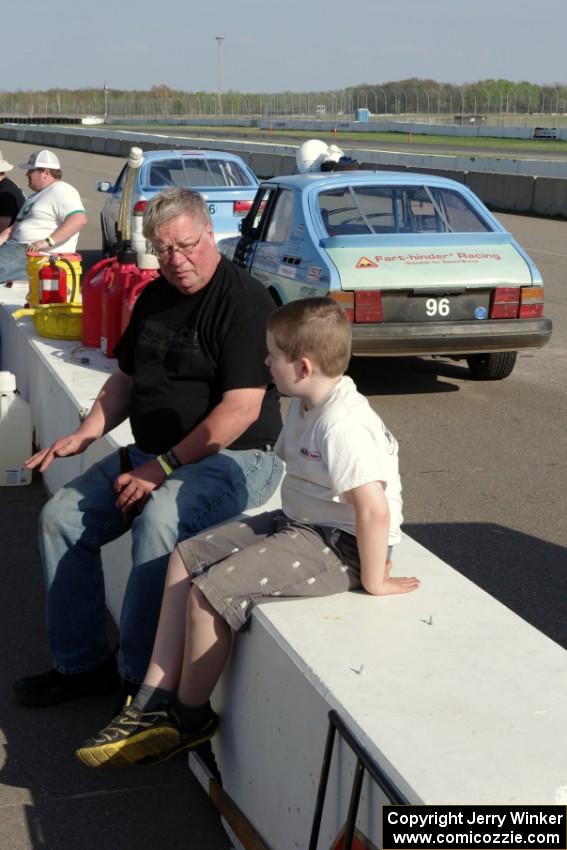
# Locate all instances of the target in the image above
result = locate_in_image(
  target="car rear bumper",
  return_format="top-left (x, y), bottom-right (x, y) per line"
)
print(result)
top-left (350, 318), bottom-right (553, 357)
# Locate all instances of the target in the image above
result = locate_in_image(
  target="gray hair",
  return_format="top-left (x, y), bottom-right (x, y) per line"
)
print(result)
top-left (143, 187), bottom-right (211, 242)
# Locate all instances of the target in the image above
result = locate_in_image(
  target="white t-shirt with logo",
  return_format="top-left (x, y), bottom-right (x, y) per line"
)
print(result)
top-left (275, 375), bottom-right (403, 543)
top-left (13, 181), bottom-right (85, 253)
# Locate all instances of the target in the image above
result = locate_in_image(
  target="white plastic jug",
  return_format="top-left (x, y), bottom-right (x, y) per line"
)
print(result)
top-left (0, 372), bottom-right (32, 486)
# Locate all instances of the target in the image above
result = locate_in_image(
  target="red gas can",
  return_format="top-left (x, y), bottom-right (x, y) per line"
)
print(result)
top-left (81, 257), bottom-right (116, 347)
top-left (120, 269), bottom-right (158, 335)
top-left (100, 260), bottom-right (139, 357)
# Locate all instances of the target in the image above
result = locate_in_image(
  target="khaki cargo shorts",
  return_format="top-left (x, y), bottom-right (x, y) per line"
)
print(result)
top-left (178, 510), bottom-right (363, 630)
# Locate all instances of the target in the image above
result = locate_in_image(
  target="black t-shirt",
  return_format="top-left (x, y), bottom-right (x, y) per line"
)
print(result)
top-left (115, 256), bottom-right (282, 454)
top-left (0, 177), bottom-right (25, 225)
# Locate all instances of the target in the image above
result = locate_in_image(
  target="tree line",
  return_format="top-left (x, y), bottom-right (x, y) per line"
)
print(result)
top-left (1, 79), bottom-right (566, 118)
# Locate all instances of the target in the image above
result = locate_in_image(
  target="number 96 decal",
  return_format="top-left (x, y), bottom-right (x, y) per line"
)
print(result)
top-left (425, 297), bottom-right (450, 317)
top-left (208, 203), bottom-right (216, 215)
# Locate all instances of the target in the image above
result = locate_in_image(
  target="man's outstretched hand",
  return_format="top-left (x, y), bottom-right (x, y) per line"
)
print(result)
top-left (25, 433), bottom-right (97, 473)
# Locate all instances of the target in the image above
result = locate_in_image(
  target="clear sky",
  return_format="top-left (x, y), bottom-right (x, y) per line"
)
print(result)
top-left (4, 0), bottom-right (566, 92)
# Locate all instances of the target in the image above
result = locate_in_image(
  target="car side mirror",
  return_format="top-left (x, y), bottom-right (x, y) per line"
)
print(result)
top-left (96, 180), bottom-right (113, 193)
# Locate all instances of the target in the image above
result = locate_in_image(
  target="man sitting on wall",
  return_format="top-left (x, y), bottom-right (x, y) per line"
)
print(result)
top-left (0, 149), bottom-right (87, 282)
top-left (14, 187), bottom-right (283, 707)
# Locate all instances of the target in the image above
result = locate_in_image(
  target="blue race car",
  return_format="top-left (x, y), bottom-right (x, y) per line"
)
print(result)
top-left (97, 148), bottom-right (259, 258)
top-left (219, 171), bottom-right (552, 380)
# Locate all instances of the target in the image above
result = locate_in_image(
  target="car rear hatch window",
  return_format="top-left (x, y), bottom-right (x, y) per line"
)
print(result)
top-left (317, 184), bottom-right (490, 235)
top-left (144, 157), bottom-right (255, 190)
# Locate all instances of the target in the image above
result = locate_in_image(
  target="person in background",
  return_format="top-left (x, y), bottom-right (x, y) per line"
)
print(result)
top-left (75, 297), bottom-right (419, 769)
top-left (0, 151), bottom-right (25, 234)
top-left (0, 149), bottom-right (87, 282)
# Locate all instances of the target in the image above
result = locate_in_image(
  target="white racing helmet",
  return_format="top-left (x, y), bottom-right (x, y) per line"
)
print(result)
top-left (295, 140), bottom-right (345, 173)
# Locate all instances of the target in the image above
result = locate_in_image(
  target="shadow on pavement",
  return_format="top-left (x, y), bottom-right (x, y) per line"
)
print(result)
top-left (0, 477), bottom-right (230, 850)
top-left (405, 520), bottom-right (567, 649)
top-left (347, 354), bottom-right (468, 396)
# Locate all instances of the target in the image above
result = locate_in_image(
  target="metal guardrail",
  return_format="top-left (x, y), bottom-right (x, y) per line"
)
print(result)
top-left (308, 710), bottom-right (411, 850)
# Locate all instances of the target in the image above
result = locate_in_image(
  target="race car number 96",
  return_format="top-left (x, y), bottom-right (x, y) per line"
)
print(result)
top-left (426, 297), bottom-right (450, 317)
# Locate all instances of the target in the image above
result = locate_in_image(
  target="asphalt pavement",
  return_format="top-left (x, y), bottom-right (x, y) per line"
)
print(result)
top-left (0, 475), bottom-right (230, 850)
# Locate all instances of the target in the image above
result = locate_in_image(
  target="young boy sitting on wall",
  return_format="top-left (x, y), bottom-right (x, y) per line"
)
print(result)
top-left (75, 297), bottom-right (420, 768)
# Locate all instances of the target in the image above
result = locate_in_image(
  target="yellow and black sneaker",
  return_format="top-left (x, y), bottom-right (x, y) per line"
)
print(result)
top-left (75, 701), bottom-right (180, 768)
top-left (138, 706), bottom-right (220, 766)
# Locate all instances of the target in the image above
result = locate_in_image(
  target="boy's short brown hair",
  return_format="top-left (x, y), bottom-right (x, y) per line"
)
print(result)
top-left (267, 297), bottom-right (352, 377)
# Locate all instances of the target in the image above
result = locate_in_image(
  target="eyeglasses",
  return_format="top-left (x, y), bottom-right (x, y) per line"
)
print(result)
top-left (153, 226), bottom-right (207, 260)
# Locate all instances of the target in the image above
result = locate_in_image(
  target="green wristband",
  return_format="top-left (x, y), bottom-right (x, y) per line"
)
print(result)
top-left (156, 454), bottom-right (174, 477)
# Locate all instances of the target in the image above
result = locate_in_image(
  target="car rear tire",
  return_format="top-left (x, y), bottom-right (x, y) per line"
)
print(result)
top-left (466, 351), bottom-right (517, 380)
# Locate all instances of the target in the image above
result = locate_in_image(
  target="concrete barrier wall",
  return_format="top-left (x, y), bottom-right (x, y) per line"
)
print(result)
top-left (256, 118), bottom-right (567, 142)
top-left (1, 124), bottom-right (567, 216)
top-left (465, 171), bottom-right (536, 212)
top-left (533, 176), bottom-right (567, 217)
top-left (405, 165), bottom-right (467, 183)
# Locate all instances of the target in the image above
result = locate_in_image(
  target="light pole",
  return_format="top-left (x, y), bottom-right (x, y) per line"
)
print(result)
top-left (103, 83), bottom-right (109, 121)
top-left (215, 36), bottom-right (224, 116)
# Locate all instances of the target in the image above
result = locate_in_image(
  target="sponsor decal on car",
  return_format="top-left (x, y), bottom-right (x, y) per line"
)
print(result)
top-left (307, 266), bottom-right (322, 280)
top-left (278, 264), bottom-right (297, 279)
top-left (373, 252), bottom-right (503, 266)
top-left (326, 244), bottom-right (531, 287)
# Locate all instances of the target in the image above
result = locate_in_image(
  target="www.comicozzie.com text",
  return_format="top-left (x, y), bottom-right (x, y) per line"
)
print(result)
top-left (382, 805), bottom-right (566, 849)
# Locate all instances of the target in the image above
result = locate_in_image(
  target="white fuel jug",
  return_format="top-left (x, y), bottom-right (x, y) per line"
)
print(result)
top-left (0, 372), bottom-right (32, 486)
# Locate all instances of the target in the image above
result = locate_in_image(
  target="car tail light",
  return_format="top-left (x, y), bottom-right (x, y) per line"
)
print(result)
top-left (519, 286), bottom-right (544, 319)
top-left (133, 200), bottom-right (147, 216)
top-left (234, 200), bottom-right (253, 216)
top-left (355, 290), bottom-right (383, 323)
top-left (329, 291), bottom-right (354, 322)
top-left (490, 287), bottom-right (520, 319)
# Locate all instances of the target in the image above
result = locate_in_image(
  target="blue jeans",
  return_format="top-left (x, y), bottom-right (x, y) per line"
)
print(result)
top-left (0, 240), bottom-right (27, 282)
top-left (39, 444), bottom-right (283, 682)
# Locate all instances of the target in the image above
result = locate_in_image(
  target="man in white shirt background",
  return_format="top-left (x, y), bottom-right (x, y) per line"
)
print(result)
top-left (0, 149), bottom-right (87, 282)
